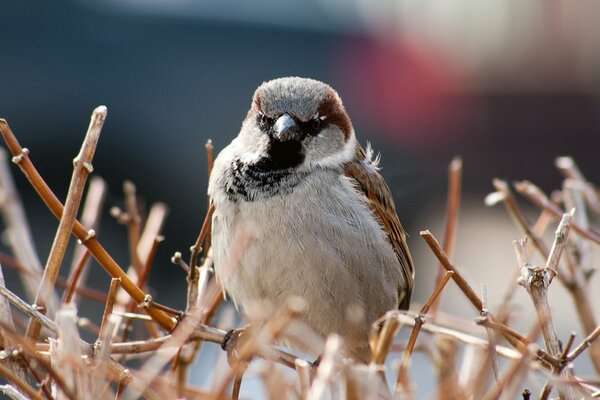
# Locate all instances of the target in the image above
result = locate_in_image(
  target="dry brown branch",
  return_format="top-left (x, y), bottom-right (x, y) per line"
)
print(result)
top-left (171, 252), bottom-right (191, 274)
top-left (514, 218), bottom-right (574, 400)
top-left (62, 249), bottom-right (91, 304)
top-left (0, 149), bottom-right (46, 304)
top-left (0, 252), bottom-right (107, 303)
top-left (431, 156), bottom-right (462, 318)
top-left (515, 180), bottom-right (600, 245)
top-left (0, 362), bottom-right (42, 400)
top-left (493, 179), bottom-right (600, 373)
top-left (0, 119), bottom-right (175, 331)
top-left (0, 284), bottom-right (58, 334)
top-left (435, 334), bottom-right (466, 400)
top-left (26, 106), bottom-right (107, 340)
top-left (0, 265), bottom-right (27, 385)
top-left (556, 156), bottom-right (600, 216)
top-left (420, 230), bottom-right (483, 311)
top-left (123, 180), bottom-right (143, 276)
top-left (188, 203), bottom-right (215, 308)
top-left (66, 176), bottom-right (106, 305)
top-left (99, 278), bottom-right (121, 340)
top-left (566, 324), bottom-right (600, 363)
top-left (490, 179), bottom-right (551, 259)
top-left (395, 271), bottom-right (454, 397)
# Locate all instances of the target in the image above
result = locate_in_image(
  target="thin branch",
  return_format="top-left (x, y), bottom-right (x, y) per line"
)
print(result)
top-left (0, 363), bottom-right (43, 400)
top-left (431, 157), bottom-right (462, 318)
top-left (514, 180), bottom-right (600, 245)
top-left (420, 230), bottom-right (483, 311)
top-left (567, 324), bottom-right (600, 363)
top-left (62, 249), bottom-right (91, 304)
top-left (99, 278), bottom-right (121, 340)
top-left (0, 119), bottom-right (175, 331)
top-left (395, 271), bottom-right (454, 397)
top-left (66, 176), bottom-right (106, 305)
top-left (27, 106), bottom-right (106, 339)
top-left (0, 149), bottom-right (49, 304)
top-left (556, 156), bottom-right (600, 217)
top-left (0, 284), bottom-right (57, 334)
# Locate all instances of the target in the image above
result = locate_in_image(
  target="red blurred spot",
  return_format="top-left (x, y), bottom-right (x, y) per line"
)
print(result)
top-left (335, 37), bottom-right (469, 147)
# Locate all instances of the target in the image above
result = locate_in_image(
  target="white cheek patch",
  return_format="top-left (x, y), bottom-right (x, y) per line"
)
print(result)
top-left (304, 130), bottom-right (356, 170)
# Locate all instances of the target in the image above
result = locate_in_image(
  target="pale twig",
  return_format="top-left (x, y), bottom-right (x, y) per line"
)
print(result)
top-left (171, 252), bottom-right (190, 275)
top-left (0, 384), bottom-right (30, 400)
top-left (62, 249), bottom-right (91, 304)
top-left (566, 324), bottom-right (600, 363)
top-left (395, 271), bottom-right (454, 396)
top-left (137, 203), bottom-right (168, 267)
top-left (435, 334), bottom-right (466, 400)
top-left (188, 204), bottom-right (215, 313)
top-left (556, 156), bottom-right (600, 216)
top-left (214, 298), bottom-right (307, 399)
top-left (295, 358), bottom-right (311, 399)
top-left (490, 179), bottom-right (551, 258)
top-left (0, 119), bottom-right (175, 331)
top-left (514, 227), bottom-right (574, 400)
top-left (0, 363), bottom-right (42, 400)
top-left (66, 176), bottom-right (106, 305)
top-left (540, 332), bottom-right (578, 400)
top-left (0, 284), bottom-right (57, 334)
top-left (99, 278), bottom-right (121, 340)
top-left (0, 321), bottom-right (78, 400)
top-left (494, 180), bottom-right (600, 373)
top-left (431, 157), bottom-right (462, 318)
top-left (27, 106), bottom-right (107, 340)
top-left (175, 252), bottom-right (214, 391)
top-left (480, 284), bottom-right (500, 385)
top-left (420, 230), bottom-right (483, 311)
top-left (515, 180), bottom-right (600, 245)
top-left (420, 230), bottom-right (560, 368)
top-left (123, 181), bottom-right (143, 276)
top-left (563, 179), bottom-right (594, 282)
top-left (0, 265), bottom-right (27, 383)
top-left (0, 253), bottom-right (106, 303)
top-left (482, 336), bottom-right (538, 400)
top-left (0, 149), bottom-right (46, 304)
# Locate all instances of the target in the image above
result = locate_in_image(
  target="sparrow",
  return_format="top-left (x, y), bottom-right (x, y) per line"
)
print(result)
top-left (208, 77), bottom-right (414, 362)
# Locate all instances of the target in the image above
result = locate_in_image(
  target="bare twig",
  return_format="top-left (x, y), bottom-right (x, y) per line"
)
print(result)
top-left (0, 265), bottom-right (27, 383)
top-left (0, 149), bottom-right (47, 305)
top-left (0, 363), bottom-right (43, 400)
top-left (515, 180), bottom-right (600, 245)
top-left (395, 271), bottom-right (454, 396)
top-left (514, 219), bottom-right (574, 400)
top-left (431, 157), bottom-right (462, 318)
top-left (62, 249), bottom-right (91, 304)
top-left (556, 156), bottom-right (600, 216)
top-left (99, 278), bottom-right (121, 340)
top-left (420, 231), bottom-right (483, 311)
top-left (66, 176), bottom-right (106, 304)
top-left (26, 107), bottom-right (106, 339)
top-left (0, 119), bottom-right (175, 331)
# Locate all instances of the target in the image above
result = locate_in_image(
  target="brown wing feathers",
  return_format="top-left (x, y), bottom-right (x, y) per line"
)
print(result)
top-left (343, 145), bottom-right (415, 310)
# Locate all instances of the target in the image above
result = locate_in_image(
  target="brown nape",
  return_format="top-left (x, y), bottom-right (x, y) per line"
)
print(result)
top-left (245, 93), bottom-right (262, 120)
top-left (318, 90), bottom-right (353, 141)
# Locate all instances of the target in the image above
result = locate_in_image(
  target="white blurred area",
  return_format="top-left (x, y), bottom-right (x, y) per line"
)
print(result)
top-left (79, 0), bottom-right (600, 93)
top-left (412, 196), bottom-right (600, 374)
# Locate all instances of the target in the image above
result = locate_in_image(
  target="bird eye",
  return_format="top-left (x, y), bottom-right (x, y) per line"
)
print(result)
top-left (306, 117), bottom-right (322, 136)
top-left (258, 113), bottom-right (273, 131)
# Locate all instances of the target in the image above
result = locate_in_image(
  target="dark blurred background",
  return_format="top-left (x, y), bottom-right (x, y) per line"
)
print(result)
top-left (1, 0), bottom-right (600, 394)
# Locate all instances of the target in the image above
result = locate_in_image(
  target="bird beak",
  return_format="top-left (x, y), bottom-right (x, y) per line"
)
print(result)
top-left (272, 114), bottom-right (302, 142)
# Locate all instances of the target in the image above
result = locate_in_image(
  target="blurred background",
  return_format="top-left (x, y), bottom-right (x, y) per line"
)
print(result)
top-left (1, 0), bottom-right (600, 397)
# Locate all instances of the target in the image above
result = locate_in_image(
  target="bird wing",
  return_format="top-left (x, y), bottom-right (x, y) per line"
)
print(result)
top-left (343, 145), bottom-right (414, 310)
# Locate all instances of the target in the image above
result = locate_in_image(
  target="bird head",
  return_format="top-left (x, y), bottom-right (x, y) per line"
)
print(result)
top-left (238, 77), bottom-right (356, 171)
